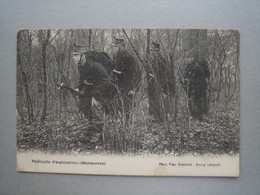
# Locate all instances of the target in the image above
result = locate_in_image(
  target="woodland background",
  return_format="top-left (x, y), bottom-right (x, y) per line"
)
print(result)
top-left (16, 29), bottom-right (240, 155)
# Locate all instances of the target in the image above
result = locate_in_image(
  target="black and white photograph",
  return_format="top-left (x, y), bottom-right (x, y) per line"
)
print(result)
top-left (16, 28), bottom-right (240, 176)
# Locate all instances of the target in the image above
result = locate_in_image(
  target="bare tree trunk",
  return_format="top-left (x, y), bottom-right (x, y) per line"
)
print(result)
top-left (228, 30), bottom-right (240, 101)
top-left (146, 29), bottom-right (150, 59)
top-left (172, 30), bottom-right (179, 120)
top-left (235, 31), bottom-right (240, 98)
top-left (88, 29), bottom-right (92, 50)
top-left (216, 32), bottom-right (225, 101)
top-left (166, 29), bottom-right (177, 119)
top-left (111, 29), bottom-right (115, 55)
top-left (185, 29), bottom-right (207, 60)
top-left (100, 29), bottom-right (104, 51)
top-left (17, 30), bottom-right (34, 122)
top-left (40, 30), bottom-right (51, 121)
top-left (26, 31), bottom-right (34, 120)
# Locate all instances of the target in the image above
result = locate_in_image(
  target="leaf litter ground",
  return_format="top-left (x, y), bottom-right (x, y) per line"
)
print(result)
top-left (17, 103), bottom-right (240, 156)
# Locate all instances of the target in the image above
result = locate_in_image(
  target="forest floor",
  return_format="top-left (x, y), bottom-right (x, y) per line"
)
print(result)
top-left (17, 101), bottom-right (240, 156)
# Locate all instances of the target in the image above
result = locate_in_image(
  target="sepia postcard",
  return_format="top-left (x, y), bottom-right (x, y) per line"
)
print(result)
top-left (16, 28), bottom-right (240, 176)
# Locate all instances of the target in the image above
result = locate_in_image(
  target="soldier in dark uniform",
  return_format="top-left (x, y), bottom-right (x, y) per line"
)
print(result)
top-left (150, 42), bottom-right (175, 95)
top-left (82, 49), bottom-right (115, 78)
top-left (183, 57), bottom-right (210, 120)
top-left (112, 38), bottom-right (141, 121)
top-left (73, 45), bottom-right (116, 128)
top-left (147, 42), bottom-right (174, 122)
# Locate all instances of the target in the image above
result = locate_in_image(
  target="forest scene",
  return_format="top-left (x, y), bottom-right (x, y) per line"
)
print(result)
top-left (16, 28), bottom-right (240, 156)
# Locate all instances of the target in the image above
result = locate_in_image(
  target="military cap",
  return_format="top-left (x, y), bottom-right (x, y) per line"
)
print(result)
top-left (73, 43), bottom-right (87, 55)
top-left (152, 41), bottom-right (160, 50)
top-left (112, 38), bottom-right (125, 46)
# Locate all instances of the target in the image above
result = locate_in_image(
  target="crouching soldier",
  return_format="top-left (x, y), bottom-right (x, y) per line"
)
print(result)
top-left (73, 45), bottom-right (115, 131)
top-left (112, 38), bottom-right (142, 122)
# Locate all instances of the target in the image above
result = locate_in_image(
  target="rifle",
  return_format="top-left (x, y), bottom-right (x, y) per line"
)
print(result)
top-left (57, 83), bottom-right (81, 96)
top-left (57, 83), bottom-right (99, 106)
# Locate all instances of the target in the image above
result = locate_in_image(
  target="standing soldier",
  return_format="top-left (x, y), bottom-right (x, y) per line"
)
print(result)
top-left (150, 42), bottom-right (174, 95)
top-left (147, 42), bottom-right (174, 122)
top-left (183, 57), bottom-right (210, 120)
top-left (112, 38), bottom-right (141, 121)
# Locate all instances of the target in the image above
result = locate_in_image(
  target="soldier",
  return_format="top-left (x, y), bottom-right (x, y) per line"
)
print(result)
top-left (150, 42), bottom-right (175, 95)
top-left (112, 38), bottom-right (141, 121)
top-left (73, 45), bottom-right (115, 129)
top-left (147, 42), bottom-right (174, 122)
top-left (183, 57), bottom-right (210, 120)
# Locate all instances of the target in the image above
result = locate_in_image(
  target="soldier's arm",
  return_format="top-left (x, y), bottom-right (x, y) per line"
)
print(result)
top-left (76, 74), bottom-right (84, 91)
top-left (94, 62), bottom-right (111, 82)
top-left (201, 61), bottom-right (210, 78)
top-left (76, 65), bottom-right (86, 91)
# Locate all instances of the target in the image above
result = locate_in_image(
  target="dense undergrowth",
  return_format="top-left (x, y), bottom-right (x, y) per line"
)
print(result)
top-left (17, 100), bottom-right (240, 156)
